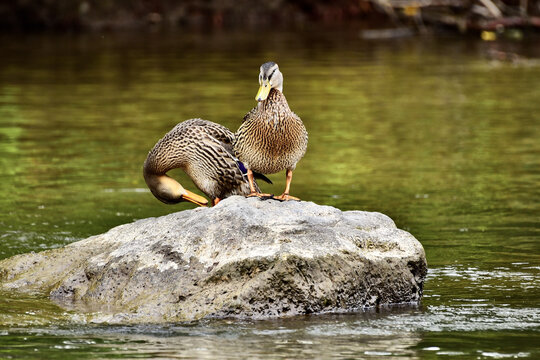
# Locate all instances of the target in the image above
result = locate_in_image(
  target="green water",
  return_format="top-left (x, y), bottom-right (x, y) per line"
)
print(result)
top-left (0, 30), bottom-right (539, 359)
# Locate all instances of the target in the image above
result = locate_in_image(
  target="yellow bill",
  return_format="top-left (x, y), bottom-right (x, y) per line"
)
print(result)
top-left (256, 81), bottom-right (271, 101)
top-left (182, 189), bottom-right (208, 207)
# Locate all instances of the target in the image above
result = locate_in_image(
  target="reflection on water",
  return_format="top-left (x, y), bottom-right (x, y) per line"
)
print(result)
top-left (0, 30), bottom-right (539, 358)
top-left (0, 294), bottom-right (538, 359)
top-left (0, 320), bottom-right (422, 359)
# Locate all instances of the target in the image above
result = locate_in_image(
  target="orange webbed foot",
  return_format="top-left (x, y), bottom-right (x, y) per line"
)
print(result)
top-left (273, 193), bottom-right (300, 201)
top-left (247, 192), bottom-right (274, 199)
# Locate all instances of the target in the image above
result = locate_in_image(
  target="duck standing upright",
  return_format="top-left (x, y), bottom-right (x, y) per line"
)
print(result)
top-left (234, 62), bottom-right (308, 201)
top-left (143, 118), bottom-right (269, 207)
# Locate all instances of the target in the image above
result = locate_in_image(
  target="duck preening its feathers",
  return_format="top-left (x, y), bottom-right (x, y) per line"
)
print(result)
top-left (143, 119), bottom-right (270, 207)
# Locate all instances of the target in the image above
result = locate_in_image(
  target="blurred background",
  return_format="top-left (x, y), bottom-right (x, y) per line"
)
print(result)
top-left (0, 1), bottom-right (539, 359)
top-left (1, 0), bottom-right (540, 36)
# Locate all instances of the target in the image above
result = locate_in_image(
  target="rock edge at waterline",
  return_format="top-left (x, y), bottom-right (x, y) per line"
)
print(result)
top-left (0, 196), bottom-right (427, 324)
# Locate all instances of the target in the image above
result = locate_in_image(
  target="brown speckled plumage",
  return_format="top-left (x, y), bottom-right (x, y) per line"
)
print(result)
top-left (144, 118), bottom-right (258, 201)
top-left (234, 88), bottom-right (308, 174)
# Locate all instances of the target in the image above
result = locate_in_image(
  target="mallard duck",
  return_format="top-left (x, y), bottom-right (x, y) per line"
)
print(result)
top-left (234, 62), bottom-right (308, 201)
top-left (143, 118), bottom-right (270, 207)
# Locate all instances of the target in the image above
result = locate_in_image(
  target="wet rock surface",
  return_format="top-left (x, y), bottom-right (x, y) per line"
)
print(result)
top-left (0, 196), bottom-right (427, 324)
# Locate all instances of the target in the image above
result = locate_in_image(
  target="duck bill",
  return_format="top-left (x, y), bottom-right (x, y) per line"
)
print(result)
top-left (182, 190), bottom-right (208, 207)
top-left (255, 82), bottom-right (271, 101)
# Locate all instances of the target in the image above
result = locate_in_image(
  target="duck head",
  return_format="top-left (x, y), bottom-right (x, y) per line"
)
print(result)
top-left (144, 173), bottom-right (208, 207)
top-left (256, 61), bottom-right (283, 102)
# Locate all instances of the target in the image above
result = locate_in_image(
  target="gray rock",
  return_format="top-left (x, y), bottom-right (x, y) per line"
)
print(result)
top-left (0, 196), bottom-right (427, 324)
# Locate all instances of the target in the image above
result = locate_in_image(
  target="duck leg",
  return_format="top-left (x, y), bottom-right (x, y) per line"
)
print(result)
top-left (247, 169), bottom-right (273, 198)
top-left (274, 169), bottom-right (300, 201)
top-left (213, 197), bottom-right (221, 206)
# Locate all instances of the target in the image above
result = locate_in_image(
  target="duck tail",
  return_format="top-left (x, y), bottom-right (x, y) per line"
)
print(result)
top-left (253, 172), bottom-right (273, 184)
top-left (236, 160), bottom-right (273, 184)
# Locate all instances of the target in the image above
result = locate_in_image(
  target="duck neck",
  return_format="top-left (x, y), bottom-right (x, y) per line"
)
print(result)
top-left (144, 137), bottom-right (188, 175)
top-left (258, 88), bottom-right (290, 113)
top-left (143, 146), bottom-right (186, 204)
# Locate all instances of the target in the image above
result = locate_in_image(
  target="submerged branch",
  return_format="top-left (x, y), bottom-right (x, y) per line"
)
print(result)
top-left (380, 0), bottom-right (540, 33)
